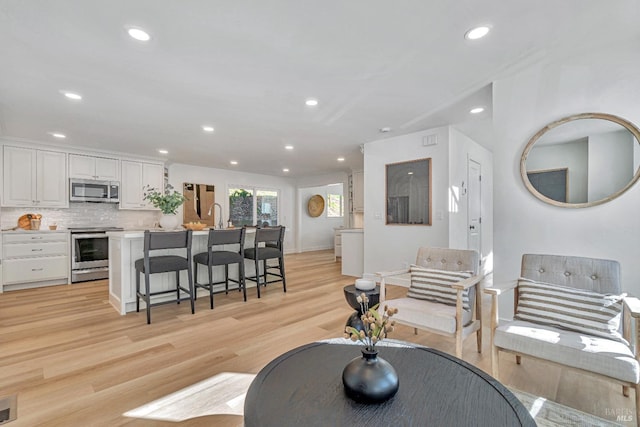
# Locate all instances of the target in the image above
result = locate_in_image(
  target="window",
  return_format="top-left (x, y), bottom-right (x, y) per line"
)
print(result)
top-left (327, 193), bottom-right (344, 217)
top-left (228, 188), bottom-right (254, 227)
top-left (228, 186), bottom-right (279, 227)
top-left (256, 189), bottom-right (278, 226)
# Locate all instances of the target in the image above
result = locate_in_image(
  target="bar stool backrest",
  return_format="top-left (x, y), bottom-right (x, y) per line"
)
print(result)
top-left (144, 230), bottom-right (192, 253)
top-left (255, 226), bottom-right (284, 250)
top-left (208, 228), bottom-right (245, 250)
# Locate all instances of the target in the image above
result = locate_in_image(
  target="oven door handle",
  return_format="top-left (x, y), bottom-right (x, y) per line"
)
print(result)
top-left (72, 233), bottom-right (108, 240)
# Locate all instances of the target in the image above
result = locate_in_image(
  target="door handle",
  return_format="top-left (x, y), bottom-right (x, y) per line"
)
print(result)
top-left (469, 225), bottom-right (475, 230)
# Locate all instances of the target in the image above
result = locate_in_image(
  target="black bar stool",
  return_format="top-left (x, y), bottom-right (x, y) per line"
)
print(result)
top-left (193, 228), bottom-right (247, 309)
top-left (135, 230), bottom-right (194, 324)
top-left (244, 226), bottom-right (286, 298)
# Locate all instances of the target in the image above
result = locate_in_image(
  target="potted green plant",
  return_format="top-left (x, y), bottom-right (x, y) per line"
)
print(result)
top-left (143, 184), bottom-right (186, 229)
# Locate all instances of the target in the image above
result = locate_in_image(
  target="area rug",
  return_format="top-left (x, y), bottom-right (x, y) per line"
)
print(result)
top-left (123, 372), bottom-right (255, 422)
top-left (510, 388), bottom-right (623, 427)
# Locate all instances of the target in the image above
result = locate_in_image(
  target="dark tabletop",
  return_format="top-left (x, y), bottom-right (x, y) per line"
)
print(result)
top-left (244, 342), bottom-right (535, 427)
top-left (343, 284), bottom-right (380, 311)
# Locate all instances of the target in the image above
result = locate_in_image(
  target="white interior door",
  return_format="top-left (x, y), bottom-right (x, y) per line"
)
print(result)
top-left (468, 158), bottom-right (482, 263)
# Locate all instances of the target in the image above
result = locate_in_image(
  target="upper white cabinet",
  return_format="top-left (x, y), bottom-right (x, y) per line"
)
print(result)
top-left (2, 146), bottom-right (68, 208)
top-left (69, 154), bottom-right (119, 181)
top-left (120, 160), bottom-right (164, 209)
top-left (352, 170), bottom-right (364, 212)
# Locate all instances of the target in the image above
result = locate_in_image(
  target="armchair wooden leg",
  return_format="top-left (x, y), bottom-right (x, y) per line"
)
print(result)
top-left (491, 347), bottom-right (500, 380)
top-left (516, 355), bottom-right (522, 365)
top-left (635, 385), bottom-right (640, 425)
top-left (623, 385), bottom-right (630, 397)
top-left (413, 328), bottom-right (418, 335)
top-left (476, 329), bottom-right (482, 353)
top-left (455, 334), bottom-right (463, 359)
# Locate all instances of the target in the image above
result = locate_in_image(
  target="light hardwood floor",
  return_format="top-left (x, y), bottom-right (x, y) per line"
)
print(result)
top-left (0, 250), bottom-right (634, 426)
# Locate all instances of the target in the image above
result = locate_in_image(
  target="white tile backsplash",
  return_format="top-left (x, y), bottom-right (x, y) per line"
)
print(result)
top-left (1, 203), bottom-right (160, 230)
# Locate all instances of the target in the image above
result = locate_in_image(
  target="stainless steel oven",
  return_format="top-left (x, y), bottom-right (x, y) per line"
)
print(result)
top-left (70, 227), bottom-right (123, 283)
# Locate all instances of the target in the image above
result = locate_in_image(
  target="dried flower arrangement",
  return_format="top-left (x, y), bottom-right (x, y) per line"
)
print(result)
top-left (344, 292), bottom-right (397, 351)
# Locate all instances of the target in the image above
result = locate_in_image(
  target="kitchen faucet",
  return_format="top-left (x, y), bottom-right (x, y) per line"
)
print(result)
top-left (207, 202), bottom-right (224, 229)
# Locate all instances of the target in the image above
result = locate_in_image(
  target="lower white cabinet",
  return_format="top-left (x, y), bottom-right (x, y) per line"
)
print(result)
top-left (334, 229), bottom-right (342, 260)
top-left (2, 232), bottom-right (69, 289)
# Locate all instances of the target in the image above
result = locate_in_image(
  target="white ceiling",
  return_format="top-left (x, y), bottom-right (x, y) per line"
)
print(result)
top-left (0, 1), bottom-right (637, 178)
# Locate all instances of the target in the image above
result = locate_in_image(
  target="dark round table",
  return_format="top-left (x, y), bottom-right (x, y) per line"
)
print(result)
top-left (244, 342), bottom-right (535, 427)
top-left (343, 284), bottom-right (380, 331)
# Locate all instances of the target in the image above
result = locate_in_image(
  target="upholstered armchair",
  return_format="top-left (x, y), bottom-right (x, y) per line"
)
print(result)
top-left (485, 254), bottom-right (640, 420)
top-left (376, 247), bottom-right (483, 359)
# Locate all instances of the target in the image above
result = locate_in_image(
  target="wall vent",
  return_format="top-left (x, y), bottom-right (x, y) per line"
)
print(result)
top-left (422, 134), bottom-right (438, 146)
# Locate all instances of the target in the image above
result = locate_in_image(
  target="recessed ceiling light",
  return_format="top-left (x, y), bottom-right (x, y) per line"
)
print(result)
top-left (470, 107), bottom-right (485, 114)
top-left (50, 132), bottom-right (66, 139)
top-left (379, 127), bottom-right (392, 133)
top-left (62, 91), bottom-right (82, 100)
top-left (284, 145), bottom-right (294, 150)
top-left (465, 26), bottom-right (490, 40)
top-left (305, 98), bottom-right (318, 107)
top-left (158, 149), bottom-right (168, 154)
top-left (202, 125), bottom-right (215, 132)
top-left (337, 157), bottom-right (345, 162)
top-left (127, 28), bottom-right (151, 41)
top-left (408, 172), bottom-right (414, 175)
top-left (230, 160), bottom-right (238, 165)
top-left (283, 168), bottom-right (290, 173)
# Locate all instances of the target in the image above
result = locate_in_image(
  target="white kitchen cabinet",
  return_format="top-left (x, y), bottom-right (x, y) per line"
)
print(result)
top-left (2, 146), bottom-right (68, 208)
top-left (69, 154), bottom-right (119, 181)
top-left (352, 170), bottom-right (364, 212)
top-left (120, 160), bottom-right (164, 210)
top-left (334, 228), bottom-right (342, 261)
top-left (2, 231), bottom-right (69, 290)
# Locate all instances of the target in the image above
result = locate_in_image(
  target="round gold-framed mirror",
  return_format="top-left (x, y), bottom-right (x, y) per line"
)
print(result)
top-left (521, 112), bottom-right (640, 208)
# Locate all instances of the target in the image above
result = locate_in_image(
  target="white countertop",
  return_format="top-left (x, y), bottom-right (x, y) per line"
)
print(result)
top-left (1, 229), bottom-right (69, 234)
top-left (339, 228), bottom-right (364, 234)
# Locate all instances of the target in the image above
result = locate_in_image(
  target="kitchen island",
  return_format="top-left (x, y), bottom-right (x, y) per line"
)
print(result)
top-left (107, 229), bottom-right (257, 314)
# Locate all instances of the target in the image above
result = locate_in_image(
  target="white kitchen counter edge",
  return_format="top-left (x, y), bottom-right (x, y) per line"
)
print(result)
top-left (2, 229), bottom-right (69, 234)
top-left (340, 228), bottom-right (364, 233)
top-left (107, 228), bottom-right (253, 239)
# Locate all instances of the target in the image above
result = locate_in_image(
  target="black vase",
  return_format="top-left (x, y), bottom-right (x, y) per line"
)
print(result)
top-left (342, 348), bottom-right (399, 403)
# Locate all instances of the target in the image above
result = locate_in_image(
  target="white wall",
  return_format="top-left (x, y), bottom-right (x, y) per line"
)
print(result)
top-left (362, 126), bottom-right (493, 275)
top-left (295, 171), bottom-right (349, 251)
top-left (492, 40), bottom-right (640, 317)
top-left (449, 127), bottom-right (494, 274)
top-left (169, 163), bottom-right (297, 252)
top-left (363, 127), bottom-right (451, 273)
top-left (298, 184), bottom-right (345, 252)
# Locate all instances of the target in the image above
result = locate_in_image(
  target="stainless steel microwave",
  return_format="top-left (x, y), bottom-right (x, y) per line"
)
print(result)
top-left (69, 178), bottom-right (120, 203)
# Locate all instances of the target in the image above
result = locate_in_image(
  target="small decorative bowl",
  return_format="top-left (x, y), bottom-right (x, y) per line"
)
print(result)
top-left (183, 222), bottom-right (207, 231)
top-left (355, 279), bottom-right (376, 291)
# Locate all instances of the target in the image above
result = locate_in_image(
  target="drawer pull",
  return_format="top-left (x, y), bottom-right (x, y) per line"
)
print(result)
top-left (31, 249), bottom-right (44, 252)
top-left (32, 268), bottom-right (44, 271)
top-left (31, 237), bottom-right (44, 240)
